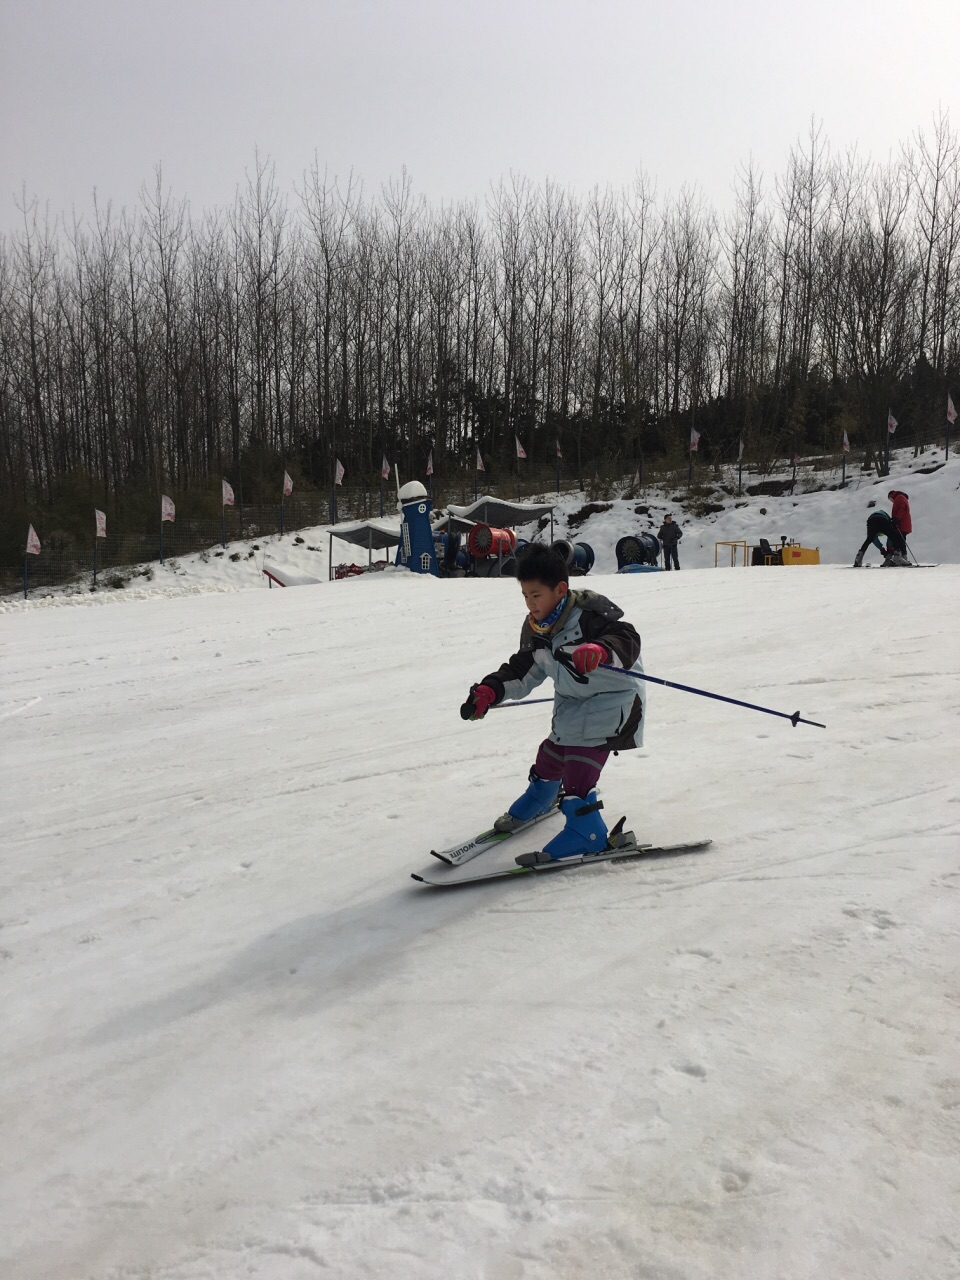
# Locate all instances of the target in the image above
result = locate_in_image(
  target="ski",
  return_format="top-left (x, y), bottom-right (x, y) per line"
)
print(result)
top-left (429, 804), bottom-right (560, 866)
top-left (412, 838), bottom-right (712, 887)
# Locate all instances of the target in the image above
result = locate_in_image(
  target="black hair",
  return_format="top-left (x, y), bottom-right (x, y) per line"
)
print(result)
top-left (516, 542), bottom-right (569, 588)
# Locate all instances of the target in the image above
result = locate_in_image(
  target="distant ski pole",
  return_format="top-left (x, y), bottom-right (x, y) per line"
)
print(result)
top-left (599, 665), bottom-right (825, 729)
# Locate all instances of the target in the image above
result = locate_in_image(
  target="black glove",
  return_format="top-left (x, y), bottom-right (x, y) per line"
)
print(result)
top-left (460, 684), bottom-right (497, 720)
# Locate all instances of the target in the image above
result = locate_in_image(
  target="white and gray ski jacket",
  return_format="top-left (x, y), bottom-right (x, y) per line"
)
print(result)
top-left (480, 589), bottom-right (645, 751)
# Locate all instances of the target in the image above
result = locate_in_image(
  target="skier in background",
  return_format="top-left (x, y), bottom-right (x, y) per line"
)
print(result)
top-left (658, 513), bottom-right (682, 569)
top-left (460, 543), bottom-right (644, 861)
top-left (888, 489), bottom-right (912, 548)
top-left (853, 508), bottom-right (908, 567)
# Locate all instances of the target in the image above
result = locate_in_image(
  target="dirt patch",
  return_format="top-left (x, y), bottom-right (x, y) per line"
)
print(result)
top-left (745, 480), bottom-right (794, 497)
top-left (567, 502), bottom-right (613, 529)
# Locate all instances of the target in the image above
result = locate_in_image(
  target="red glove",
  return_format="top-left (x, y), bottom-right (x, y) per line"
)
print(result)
top-left (462, 683), bottom-right (497, 720)
top-left (571, 643), bottom-right (609, 675)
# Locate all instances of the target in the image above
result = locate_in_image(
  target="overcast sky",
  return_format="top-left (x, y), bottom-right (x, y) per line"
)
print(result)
top-left (2, 0), bottom-right (959, 231)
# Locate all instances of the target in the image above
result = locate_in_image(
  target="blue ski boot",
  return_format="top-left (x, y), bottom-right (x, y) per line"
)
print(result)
top-left (494, 769), bottom-right (561, 833)
top-left (537, 791), bottom-right (608, 859)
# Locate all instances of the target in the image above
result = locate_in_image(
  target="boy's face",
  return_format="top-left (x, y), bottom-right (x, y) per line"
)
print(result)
top-left (520, 576), bottom-right (568, 622)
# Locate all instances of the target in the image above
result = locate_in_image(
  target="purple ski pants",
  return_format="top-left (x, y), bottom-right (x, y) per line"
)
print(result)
top-left (533, 739), bottom-right (609, 798)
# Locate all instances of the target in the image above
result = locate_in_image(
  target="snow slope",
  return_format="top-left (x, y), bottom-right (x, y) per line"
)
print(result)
top-left (2, 447), bottom-right (957, 612)
top-left (3, 547), bottom-right (960, 1277)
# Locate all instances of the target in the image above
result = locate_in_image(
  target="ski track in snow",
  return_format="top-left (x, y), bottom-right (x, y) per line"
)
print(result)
top-left (2, 463), bottom-right (960, 1279)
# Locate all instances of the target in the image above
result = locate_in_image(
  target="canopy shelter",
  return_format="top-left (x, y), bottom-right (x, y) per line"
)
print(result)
top-left (327, 519), bottom-right (401, 581)
top-left (446, 495), bottom-right (555, 543)
top-left (431, 512), bottom-right (478, 535)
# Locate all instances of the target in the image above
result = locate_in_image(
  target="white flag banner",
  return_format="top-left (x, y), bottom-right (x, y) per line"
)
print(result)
top-left (887, 410), bottom-right (898, 434)
top-left (476, 448), bottom-right (485, 473)
top-left (380, 457), bottom-right (390, 481)
top-left (690, 427), bottom-right (700, 452)
top-left (426, 451), bottom-right (433, 477)
top-left (25, 524), bottom-right (41, 555)
top-left (283, 470), bottom-right (294, 496)
top-left (738, 438), bottom-right (744, 462)
top-left (95, 509), bottom-right (107, 538)
top-left (222, 478), bottom-right (235, 507)
top-left (842, 430), bottom-right (850, 454)
top-left (335, 459), bottom-right (345, 486)
top-left (556, 440), bottom-right (563, 460)
top-left (515, 436), bottom-right (527, 460)
top-left (161, 495), bottom-right (175, 523)
top-left (633, 468), bottom-right (640, 486)
top-left (948, 393), bottom-right (957, 425)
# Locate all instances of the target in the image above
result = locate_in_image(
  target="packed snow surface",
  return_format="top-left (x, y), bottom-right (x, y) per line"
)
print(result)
top-left (2, 457), bottom-right (959, 1279)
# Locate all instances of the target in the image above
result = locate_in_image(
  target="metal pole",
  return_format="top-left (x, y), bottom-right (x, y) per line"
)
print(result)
top-left (597, 664), bottom-right (826, 729)
top-left (491, 697), bottom-right (554, 709)
top-left (495, 672), bottom-right (826, 730)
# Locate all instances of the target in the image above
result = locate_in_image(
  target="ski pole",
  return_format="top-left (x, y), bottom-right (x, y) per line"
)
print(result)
top-left (599, 664), bottom-right (825, 729)
top-left (492, 696), bottom-right (554, 709)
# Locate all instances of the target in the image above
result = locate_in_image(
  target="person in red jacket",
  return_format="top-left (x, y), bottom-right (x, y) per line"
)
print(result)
top-left (888, 490), bottom-right (912, 539)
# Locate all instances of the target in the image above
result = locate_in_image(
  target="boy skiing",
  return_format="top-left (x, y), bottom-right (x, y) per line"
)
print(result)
top-left (460, 543), bottom-right (645, 862)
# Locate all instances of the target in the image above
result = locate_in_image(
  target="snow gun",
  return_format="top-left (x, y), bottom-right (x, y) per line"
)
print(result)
top-left (493, 663), bottom-right (825, 730)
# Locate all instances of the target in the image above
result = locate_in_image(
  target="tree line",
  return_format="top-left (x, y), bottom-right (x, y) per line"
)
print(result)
top-left (1, 115), bottom-right (958, 556)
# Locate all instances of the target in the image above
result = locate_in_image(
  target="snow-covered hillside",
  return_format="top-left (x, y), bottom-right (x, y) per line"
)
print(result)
top-left (2, 454), bottom-right (959, 1279)
top-left (2, 447), bottom-right (957, 611)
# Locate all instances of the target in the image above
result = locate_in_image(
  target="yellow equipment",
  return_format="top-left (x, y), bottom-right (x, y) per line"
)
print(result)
top-left (779, 544), bottom-right (820, 565)
top-left (744, 537), bottom-right (821, 566)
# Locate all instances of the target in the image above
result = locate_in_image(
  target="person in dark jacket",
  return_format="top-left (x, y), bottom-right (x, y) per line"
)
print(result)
top-left (888, 490), bottom-right (912, 540)
top-left (658, 514), bottom-right (682, 569)
top-left (461, 543), bottom-right (644, 860)
top-left (853, 509), bottom-right (908, 566)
